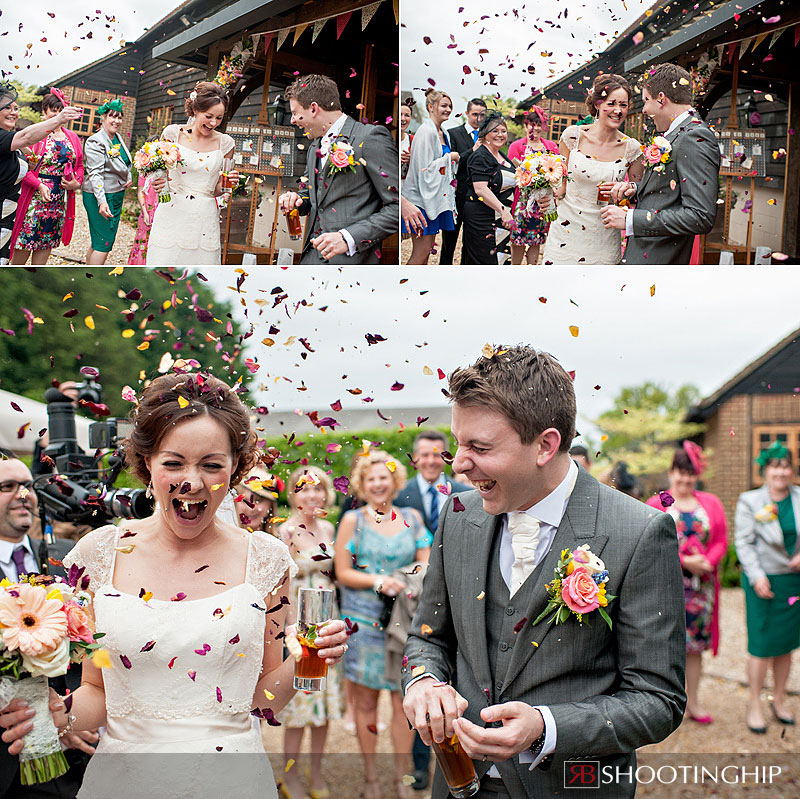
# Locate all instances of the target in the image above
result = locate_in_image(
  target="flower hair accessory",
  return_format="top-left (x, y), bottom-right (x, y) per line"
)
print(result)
top-left (641, 135), bottom-right (672, 172)
top-left (532, 545), bottom-right (615, 629)
top-left (48, 87), bottom-right (68, 107)
top-left (682, 441), bottom-right (707, 476)
top-left (97, 98), bottom-right (124, 116)
top-left (190, 90), bottom-right (198, 102)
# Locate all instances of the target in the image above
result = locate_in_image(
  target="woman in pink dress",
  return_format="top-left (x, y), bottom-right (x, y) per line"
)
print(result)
top-left (507, 107), bottom-right (558, 265)
top-left (127, 171), bottom-right (158, 264)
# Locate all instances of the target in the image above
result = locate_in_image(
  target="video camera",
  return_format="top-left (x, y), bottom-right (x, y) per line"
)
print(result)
top-left (33, 375), bottom-right (153, 529)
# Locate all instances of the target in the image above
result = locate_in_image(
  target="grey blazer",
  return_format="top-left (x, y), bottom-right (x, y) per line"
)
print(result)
top-left (734, 484), bottom-right (800, 584)
top-left (298, 116), bottom-right (399, 265)
top-left (622, 112), bottom-right (720, 265)
top-left (82, 128), bottom-right (132, 206)
top-left (402, 469), bottom-right (686, 798)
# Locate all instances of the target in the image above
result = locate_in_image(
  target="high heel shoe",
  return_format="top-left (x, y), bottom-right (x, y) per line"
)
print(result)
top-left (303, 766), bottom-right (331, 799)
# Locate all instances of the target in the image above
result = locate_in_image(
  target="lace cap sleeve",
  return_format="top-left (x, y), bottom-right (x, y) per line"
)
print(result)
top-left (219, 133), bottom-right (235, 155)
top-left (161, 124), bottom-right (180, 142)
top-left (61, 525), bottom-right (119, 592)
top-left (559, 125), bottom-right (580, 152)
top-left (246, 531), bottom-right (298, 598)
top-left (624, 136), bottom-right (643, 166)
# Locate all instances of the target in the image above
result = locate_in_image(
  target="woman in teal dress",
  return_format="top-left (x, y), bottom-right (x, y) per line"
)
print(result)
top-left (81, 98), bottom-right (132, 264)
top-left (334, 450), bottom-right (431, 799)
top-left (735, 441), bottom-right (800, 733)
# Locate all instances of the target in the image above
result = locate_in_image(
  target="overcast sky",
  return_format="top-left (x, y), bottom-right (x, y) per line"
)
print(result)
top-left (401, 0), bottom-right (650, 118)
top-left (200, 266), bottom-right (800, 446)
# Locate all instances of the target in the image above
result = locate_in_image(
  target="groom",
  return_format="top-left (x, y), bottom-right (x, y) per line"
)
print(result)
top-left (278, 74), bottom-right (398, 265)
top-left (402, 346), bottom-right (686, 798)
top-left (602, 63), bottom-right (720, 264)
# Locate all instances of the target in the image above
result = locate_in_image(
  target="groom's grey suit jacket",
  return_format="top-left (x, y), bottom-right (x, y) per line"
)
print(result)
top-left (402, 468), bottom-right (686, 798)
top-left (297, 115), bottom-right (398, 265)
top-left (622, 112), bottom-right (720, 265)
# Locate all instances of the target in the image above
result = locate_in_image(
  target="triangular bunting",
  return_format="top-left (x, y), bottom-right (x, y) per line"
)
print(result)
top-left (293, 23), bottom-right (309, 45)
top-left (752, 33), bottom-right (769, 51)
top-left (251, 33), bottom-right (261, 55)
top-left (726, 42), bottom-right (739, 64)
top-left (769, 28), bottom-right (784, 49)
top-left (739, 37), bottom-right (754, 56)
top-left (261, 32), bottom-right (275, 55)
top-left (393, 0), bottom-right (399, 24)
top-left (312, 18), bottom-right (327, 42)
top-left (276, 28), bottom-right (290, 50)
top-left (716, 44), bottom-right (725, 62)
top-left (336, 11), bottom-right (352, 39)
top-left (361, 1), bottom-right (381, 31)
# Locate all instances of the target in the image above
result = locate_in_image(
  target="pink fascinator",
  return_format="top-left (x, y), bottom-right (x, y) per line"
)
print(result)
top-left (527, 105), bottom-right (549, 126)
top-left (49, 87), bottom-right (69, 106)
top-left (682, 441), bottom-right (707, 477)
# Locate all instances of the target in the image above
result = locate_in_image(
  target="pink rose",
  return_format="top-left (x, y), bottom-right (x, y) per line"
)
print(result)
top-left (561, 567), bottom-right (600, 614)
top-left (643, 143), bottom-right (663, 164)
top-left (64, 602), bottom-right (95, 644)
top-left (330, 148), bottom-right (351, 169)
top-left (136, 152), bottom-right (152, 170)
top-left (519, 170), bottom-right (533, 187)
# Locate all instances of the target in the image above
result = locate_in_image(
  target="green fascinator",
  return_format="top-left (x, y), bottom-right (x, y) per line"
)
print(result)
top-left (97, 98), bottom-right (124, 115)
top-left (755, 440), bottom-right (790, 471)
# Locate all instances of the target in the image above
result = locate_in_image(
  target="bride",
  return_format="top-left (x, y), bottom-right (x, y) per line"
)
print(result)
top-left (146, 82), bottom-right (239, 264)
top-left (0, 372), bottom-right (348, 798)
top-left (541, 74), bottom-right (643, 265)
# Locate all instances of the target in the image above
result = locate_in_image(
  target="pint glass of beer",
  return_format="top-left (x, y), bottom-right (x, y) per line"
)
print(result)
top-left (293, 588), bottom-right (334, 691)
top-left (287, 207), bottom-right (302, 240)
top-left (596, 182), bottom-right (612, 204)
top-left (431, 732), bottom-right (479, 798)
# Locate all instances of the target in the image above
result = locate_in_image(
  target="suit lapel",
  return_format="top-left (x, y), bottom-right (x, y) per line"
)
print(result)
top-left (756, 485), bottom-right (787, 548)
top-left (316, 116), bottom-right (356, 207)
top-left (501, 470), bottom-right (608, 692)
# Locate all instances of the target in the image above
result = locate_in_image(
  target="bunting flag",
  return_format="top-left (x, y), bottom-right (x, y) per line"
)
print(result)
top-left (293, 23), bottom-right (309, 45)
top-left (752, 32), bottom-right (769, 51)
top-left (261, 32), bottom-right (275, 55)
top-left (769, 28), bottom-right (784, 49)
top-left (795, 24), bottom-right (800, 47)
top-left (393, 0), bottom-right (399, 24)
top-left (312, 19), bottom-right (326, 42)
top-left (726, 42), bottom-right (739, 64)
top-left (336, 11), bottom-right (352, 39)
top-left (361, 1), bottom-right (381, 30)
top-left (740, 37), bottom-right (753, 56)
top-left (276, 27), bottom-right (290, 50)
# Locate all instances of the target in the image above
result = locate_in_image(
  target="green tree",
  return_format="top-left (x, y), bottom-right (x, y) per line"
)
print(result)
top-left (476, 95), bottom-right (524, 142)
top-left (0, 268), bottom-right (252, 416)
top-left (11, 81), bottom-right (42, 125)
top-left (591, 382), bottom-right (706, 476)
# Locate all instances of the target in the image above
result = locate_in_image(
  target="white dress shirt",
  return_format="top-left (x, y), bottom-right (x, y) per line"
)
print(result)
top-left (317, 112), bottom-right (357, 257)
top-left (625, 109), bottom-right (695, 236)
top-left (0, 535), bottom-right (38, 580)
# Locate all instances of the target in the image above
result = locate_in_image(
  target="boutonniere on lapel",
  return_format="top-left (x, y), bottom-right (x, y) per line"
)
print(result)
top-left (328, 140), bottom-right (356, 173)
top-left (532, 544), bottom-right (615, 629)
top-left (755, 503), bottom-right (778, 524)
top-left (108, 144), bottom-right (122, 159)
top-left (641, 136), bottom-right (672, 173)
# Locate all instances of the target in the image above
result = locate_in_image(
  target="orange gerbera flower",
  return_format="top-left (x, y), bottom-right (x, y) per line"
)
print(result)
top-left (0, 583), bottom-right (68, 657)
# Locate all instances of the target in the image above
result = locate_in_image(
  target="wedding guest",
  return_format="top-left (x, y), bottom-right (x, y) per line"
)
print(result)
top-left (439, 98), bottom-right (487, 265)
top-left (334, 451), bottom-right (431, 799)
top-left (400, 101), bottom-right (413, 183)
top-left (646, 443), bottom-right (728, 725)
top-left (401, 88), bottom-right (459, 264)
top-left (234, 464), bottom-right (281, 536)
top-left (569, 444), bottom-right (592, 471)
top-left (541, 74), bottom-right (643, 265)
top-left (9, 89), bottom-right (83, 265)
top-left (82, 98), bottom-right (132, 265)
top-left (735, 441), bottom-right (800, 733)
top-left (0, 82), bottom-right (81, 264)
top-left (507, 108), bottom-right (558, 265)
top-left (127, 171), bottom-right (158, 264)
top-left (461, 113), bottom-right (515, 265)
top-left (278, 466), bottom-right (342, 799)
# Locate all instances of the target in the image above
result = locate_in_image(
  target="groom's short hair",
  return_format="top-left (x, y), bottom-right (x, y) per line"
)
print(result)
top-left (642, 63), bottom-right (693, 105)
top-left (447, 345), bottom-right (576, 450)
top-left (284, 74), bottom-right (342, 111)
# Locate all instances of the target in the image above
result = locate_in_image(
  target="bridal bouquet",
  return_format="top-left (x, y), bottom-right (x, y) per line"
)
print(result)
top-left (0, 569), bottom-right (105, 785)
top-left (515, 151), bottom-right (567, 222)
top-left (133, 140), bottom-right (183, 203)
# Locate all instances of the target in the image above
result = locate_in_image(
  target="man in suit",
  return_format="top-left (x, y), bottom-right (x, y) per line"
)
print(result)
top-left (394, 431), bottom-right (471, 789)
top-left (439, 99), bottom-right (487, 265)
top-left (0, 450), bottom-right (95, 799)
top-left (602, 63), bottom-right (720, 264)
top-left (402, 346), bottom-right (686, 798)
top-left (278, 74), bottom-right (399, 265)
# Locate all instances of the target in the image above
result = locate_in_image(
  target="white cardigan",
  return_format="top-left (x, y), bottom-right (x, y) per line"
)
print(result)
top-left (402, 119), bottom-right (456, 221)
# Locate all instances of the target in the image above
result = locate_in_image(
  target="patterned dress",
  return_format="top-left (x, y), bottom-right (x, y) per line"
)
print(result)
top-left (15, 135), bottom-right (76, 250)
top-left (508, 138), bottom-right (556, 248)
top-left (278, 546), bottom-right (343, 727)
top-left (667, 506), bottom-right (714, 653)
top-left (339, 507), bottom-right (431, 691)
top-left (128, 174), bottom-right (159, 265)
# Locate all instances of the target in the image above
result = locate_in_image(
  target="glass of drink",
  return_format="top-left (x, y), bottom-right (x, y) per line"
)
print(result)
top-left (221, 158), bottom-right (236, 190)
top-left (293, 588), bottom-right (334, 691)
top-left (286, 207), bottom-right (302, 240)
top-left (596, 183), bottom-right (612, 204)
top-left (431, 732), bottom-right (479, 798)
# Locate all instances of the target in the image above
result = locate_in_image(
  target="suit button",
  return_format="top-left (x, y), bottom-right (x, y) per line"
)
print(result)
top-left (505, 606), bottom-right (514, 616)
top-left (496, 681), bottom-right (503, 692)
top-left (499, 642), bottom-right (509, 652)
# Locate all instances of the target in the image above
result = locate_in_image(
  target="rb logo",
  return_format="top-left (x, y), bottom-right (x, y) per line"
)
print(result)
top-left (564, 761), bottom-right (600, 789)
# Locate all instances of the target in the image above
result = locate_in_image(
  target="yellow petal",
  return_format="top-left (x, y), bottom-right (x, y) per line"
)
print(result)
top-left (84, 316), bottom-right (95, 330)
top-left (121, 329), bottom-right (135, 338)
top-left (569, 325), bottom-right (579, 337)
top-left (285, 759), bottom-right (295, 773)
top-left (423, 366), bottom-right (433, 375)
top-left (92, 649), bottom-right (113, 669)
top-left (263, 689), bottom-right (275, 701)
top-left (177, 396), bottom-right (189, 408)
top-left (62, 292), bottom-right (74, 301)
top-left (476, 591), bottom-right (485, 600)
top-left (108, 266), bottom-right (124, 276)
top-left (141, 591), bottom-right (153, 603)
top-left (385, 461), bottom-right (396, 472)
top-left (650, 285), bottom-right (656, 297)
top-left (411, 665), bottom-right (426, 678)
top-left (211, 483), bottom-right (225, 491)
top-left (137, 341), bottom-right (150, 351)
top-left (115, 544), bottom-right (136, 554)
top-left (95, 304), bottom-right (110, 311)
top-left (420, 624), bottom-right (433, 635)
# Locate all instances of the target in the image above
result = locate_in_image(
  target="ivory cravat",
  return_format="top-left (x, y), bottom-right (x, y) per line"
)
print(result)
top-left (508, 512), bottom-right (541, 597)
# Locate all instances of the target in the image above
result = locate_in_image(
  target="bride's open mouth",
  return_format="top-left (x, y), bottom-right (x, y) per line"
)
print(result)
top-left (172, 497), bottom-right (209, 521)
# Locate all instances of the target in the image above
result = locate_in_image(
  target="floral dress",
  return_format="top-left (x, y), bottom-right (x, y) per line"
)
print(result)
top-left (128, 174), bottom-right (159, 265)
top-left (667, 505), bottom-right (714, 653)
top-left (16, 135), bottom-right (76, 250)
top-left (508, 139), bottom-right (554, 248)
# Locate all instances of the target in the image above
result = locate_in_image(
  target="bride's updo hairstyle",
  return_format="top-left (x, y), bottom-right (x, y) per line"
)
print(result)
top-left (125, 372), bottom-right (258, 488)
top-left (185, 81), bottom-right (229, 117)
top-left (585, 74), bottom-right (631, 117)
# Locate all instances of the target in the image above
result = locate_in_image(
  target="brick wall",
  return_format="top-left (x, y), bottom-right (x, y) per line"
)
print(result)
top-left (64, 87), bottom-right (137, 145)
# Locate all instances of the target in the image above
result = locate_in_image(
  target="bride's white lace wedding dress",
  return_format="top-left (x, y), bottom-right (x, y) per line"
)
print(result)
top-left (63, 524), bottom-right (296, 799)
top-left (145, 124), bottom-right (234, 265)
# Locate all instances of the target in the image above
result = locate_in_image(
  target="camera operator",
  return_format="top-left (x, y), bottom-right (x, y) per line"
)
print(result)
top-left (0, 448), bottom-right (97, 799)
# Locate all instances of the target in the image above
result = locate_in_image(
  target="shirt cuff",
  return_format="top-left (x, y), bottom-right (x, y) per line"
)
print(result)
top-left (339, 228), bottom-right (357, 257)
top-left (403, 672), bottom-right (441, 694)
top-left (625, 209), bottom-right (634, 238)
top-left (518, 706), bottom-right (556, 770)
